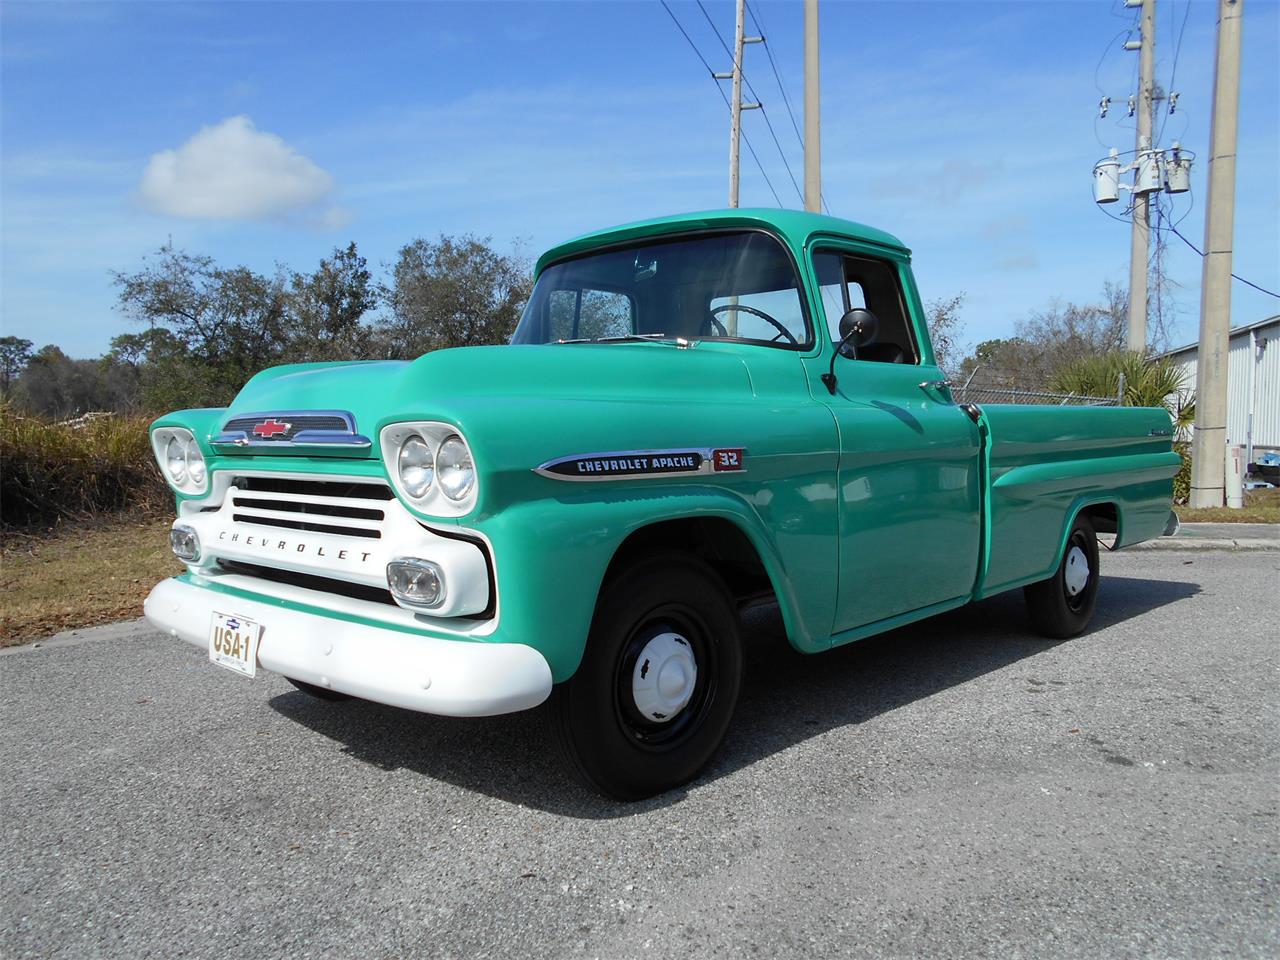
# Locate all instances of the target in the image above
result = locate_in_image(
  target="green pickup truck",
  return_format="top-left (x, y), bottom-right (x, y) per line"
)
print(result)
top-left (145, 209), bottom-right (1180, 799)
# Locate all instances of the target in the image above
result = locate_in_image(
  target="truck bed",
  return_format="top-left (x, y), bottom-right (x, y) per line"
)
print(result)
top-left (976, 404), bottom-right (1181, 596)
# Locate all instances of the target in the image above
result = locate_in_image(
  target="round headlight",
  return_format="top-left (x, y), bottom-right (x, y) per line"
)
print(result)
top-left (165, 437), bottom-right (187, 483)
top-left (398, 435), bottom-right (435, 499)
top-left (437, 435), bottom-right (475, 501)
top-left (185, 439), bottom-right (207, 486)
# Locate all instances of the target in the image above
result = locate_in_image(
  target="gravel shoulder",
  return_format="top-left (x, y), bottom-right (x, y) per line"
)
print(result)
top-left (2, 550), bottom-right (1277, 959)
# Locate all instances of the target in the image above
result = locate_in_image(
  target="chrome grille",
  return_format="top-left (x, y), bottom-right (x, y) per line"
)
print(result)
top-left (229, 476), bottom-right (394, 540)
top-left (222, 414), bottom-right (348, 441)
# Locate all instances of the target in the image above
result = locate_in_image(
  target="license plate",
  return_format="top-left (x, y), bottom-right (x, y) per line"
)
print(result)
top-left (208, 612), bottom-right (261, 678)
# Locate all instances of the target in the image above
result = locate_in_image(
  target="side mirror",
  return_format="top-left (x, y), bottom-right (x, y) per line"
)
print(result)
top-left (822, 308), bottom-right (880, 395)
top-left (837, 308), bottom-right (879, 355)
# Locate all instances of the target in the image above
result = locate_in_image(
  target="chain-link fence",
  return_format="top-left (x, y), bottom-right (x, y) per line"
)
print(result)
top-left (949, 373), bottom-right (1118, 407)
top-left (950, 384), bottom-right (1118, 406)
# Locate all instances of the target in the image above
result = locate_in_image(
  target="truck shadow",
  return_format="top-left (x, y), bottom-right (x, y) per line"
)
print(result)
top-left (269, 573), bottom-right (1199, 819)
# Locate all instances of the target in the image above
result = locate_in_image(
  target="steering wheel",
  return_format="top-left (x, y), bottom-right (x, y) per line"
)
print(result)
top-left (706, 303), bottom-right (798, 344)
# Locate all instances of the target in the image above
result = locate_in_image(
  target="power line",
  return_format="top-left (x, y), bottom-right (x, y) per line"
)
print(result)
top-left (658, 0), bottom-right (783, 207)
top-left (1156, 0), bottom-right (1193, 145)
top-left (660, 0), bottom-right (716, 75)
top-left (1166, 223), bottom-right (1280, 300)
top-left (746, 0), bottom-right (802, 149)
top-left (695, 0), bottom-right (804, 205)
top-left (745, 0), bottom-right (831, 214)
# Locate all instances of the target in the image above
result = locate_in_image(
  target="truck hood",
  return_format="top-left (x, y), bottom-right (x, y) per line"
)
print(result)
top-left (221, 344), bottom-right (757, 457)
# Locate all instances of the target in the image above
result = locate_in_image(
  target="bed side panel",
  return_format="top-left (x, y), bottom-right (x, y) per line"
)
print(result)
top-left (979, 405), bottom-right (1179, 595)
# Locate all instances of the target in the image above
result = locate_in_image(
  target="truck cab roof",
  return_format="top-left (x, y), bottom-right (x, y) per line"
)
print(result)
top-left (535, 208), bottom-right (909, 275)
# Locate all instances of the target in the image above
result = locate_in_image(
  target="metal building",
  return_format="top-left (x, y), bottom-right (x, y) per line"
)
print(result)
top-left (1157, 315), bottom-right (1280, 460)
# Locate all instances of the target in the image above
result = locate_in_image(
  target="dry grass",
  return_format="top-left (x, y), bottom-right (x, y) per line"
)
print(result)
top-left (1176, 487), bottom-right (1280, 524)
top-left (0, 515), bottom-right (181, 647)
top-left (1, 406), bottom-right (170, 530)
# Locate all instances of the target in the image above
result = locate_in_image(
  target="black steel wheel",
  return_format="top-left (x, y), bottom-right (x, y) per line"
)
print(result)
top-left (549, 554), bottom-right (743, 800)
top-left (1024, 514), bottom-right (1101, 639)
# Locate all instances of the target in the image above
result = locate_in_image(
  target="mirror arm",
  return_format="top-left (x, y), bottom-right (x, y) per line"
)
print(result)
top-left (821, 331), bottom-right (857, 395)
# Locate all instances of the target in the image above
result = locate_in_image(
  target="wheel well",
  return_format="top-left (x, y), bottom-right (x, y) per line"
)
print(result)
top-left (604, 518), bottom-right (775, 605)
top-left (1079, 502), bottom-right (1119, 537)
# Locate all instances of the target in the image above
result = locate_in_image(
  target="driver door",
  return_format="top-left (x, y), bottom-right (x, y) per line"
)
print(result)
top-left (807, 248), bottom-right (983, 636)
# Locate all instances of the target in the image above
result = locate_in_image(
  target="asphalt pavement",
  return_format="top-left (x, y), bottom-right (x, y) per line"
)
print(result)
top-left (2, 550), bottom-right (1277, 959)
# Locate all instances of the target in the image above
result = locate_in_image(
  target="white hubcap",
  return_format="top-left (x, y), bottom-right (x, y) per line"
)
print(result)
top-left (631, 631), bottom-right (698, 722)
top-left (1064, 545), bottom-right (1090, 596)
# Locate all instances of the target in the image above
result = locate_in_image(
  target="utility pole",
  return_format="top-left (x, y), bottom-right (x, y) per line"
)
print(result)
top-left (803, 0), bottom-right (821, 213)
top-left (1126, 0), bottom-right (1155, 352)
top-left (1190, 0), bottom-right (1244, 509)
top-left (716, 0), bottom-right (761, 208)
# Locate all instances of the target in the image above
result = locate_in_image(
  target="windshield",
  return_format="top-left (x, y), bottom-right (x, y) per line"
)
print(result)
top-left (511, 231), bottom-right (811, 348)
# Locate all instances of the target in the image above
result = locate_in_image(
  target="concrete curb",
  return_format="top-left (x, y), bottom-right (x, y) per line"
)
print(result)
top-left (1125, 538), bottom-right (1279, 552)
top-left (0, 618), bottom-right (151, 656)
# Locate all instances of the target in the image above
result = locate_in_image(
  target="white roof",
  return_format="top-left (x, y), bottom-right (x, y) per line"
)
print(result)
top-left (1157, 315), bottom-right (1280, 360)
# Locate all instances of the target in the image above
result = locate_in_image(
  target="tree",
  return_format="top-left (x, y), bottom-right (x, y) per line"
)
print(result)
top-left (282, 242), bottom-right (378, 362)
top-left (956, 283), bottom-right (1129, 387)
top-left (923, 294), bottom-right (965, 374)
top-left (1014, 281), bottom-right (1127, 367)
top-left (100, 328), bottom-right (190, 412)
top-left (12, 345), bottom-right (111, 418)
top-left (0, 336), bottom-right (33, 397)
top-left (378, 235), bottom-right (532, 357)
top-left (113, 245), bottom-right (289, 405)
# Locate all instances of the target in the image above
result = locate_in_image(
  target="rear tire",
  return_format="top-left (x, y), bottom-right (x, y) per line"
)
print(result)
top-left (1024, 514), bottom-right (1101, 639)
top-left (286, 677), bottom-right (353, 701)
top-left (549, 554), bottom-right (743, 801)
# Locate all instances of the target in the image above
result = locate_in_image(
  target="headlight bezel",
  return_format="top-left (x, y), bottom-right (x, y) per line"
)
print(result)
top-left (151, 427), bottom-right (209, 496)
top-left (380, 421), bottom-right (478, 517)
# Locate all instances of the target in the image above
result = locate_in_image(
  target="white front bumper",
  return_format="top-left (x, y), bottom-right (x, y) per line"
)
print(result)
top-left (144, 578), bottom-right (552, 717)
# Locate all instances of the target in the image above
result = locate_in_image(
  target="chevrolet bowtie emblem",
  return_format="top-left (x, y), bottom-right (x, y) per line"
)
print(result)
top-left (251, 419), bottom-right (291, 438)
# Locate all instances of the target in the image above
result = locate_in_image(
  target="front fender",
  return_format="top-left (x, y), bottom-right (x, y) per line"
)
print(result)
top-left (473, 484), bottom-right (831, 683)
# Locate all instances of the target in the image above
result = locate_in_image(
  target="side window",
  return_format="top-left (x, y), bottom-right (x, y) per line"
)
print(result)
top-left (812, 251), bottom-right (918, 365)
top-left (544, 288), bottom-right (634, 340)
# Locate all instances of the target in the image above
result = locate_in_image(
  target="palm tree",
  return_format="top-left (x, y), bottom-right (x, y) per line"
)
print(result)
top-left (1050, 352), bottom-right (1194, 433)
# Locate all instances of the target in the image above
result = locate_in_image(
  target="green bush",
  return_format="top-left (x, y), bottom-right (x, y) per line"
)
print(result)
top-left (0, 406), bottom-right (170, 529)
top-left (1172, 441), bottom-right (1192, 504)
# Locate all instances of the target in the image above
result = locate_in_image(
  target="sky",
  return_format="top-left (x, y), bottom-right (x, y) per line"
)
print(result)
top-left (2, 0), bottom-right (1277, 359)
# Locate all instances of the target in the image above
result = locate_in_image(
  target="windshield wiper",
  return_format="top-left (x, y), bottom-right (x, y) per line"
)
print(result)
top-left (557, 333), bottom-right (692, 347)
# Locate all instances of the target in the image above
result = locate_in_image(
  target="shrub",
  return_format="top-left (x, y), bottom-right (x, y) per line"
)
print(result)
top-left (0, 406), bottom-right (170, 529)
top-left (1172, 441), bottom-right (1192, 504)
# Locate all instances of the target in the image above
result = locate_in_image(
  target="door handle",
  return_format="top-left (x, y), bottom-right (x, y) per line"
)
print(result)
top-left (918, 379), bottom-right (951, 391)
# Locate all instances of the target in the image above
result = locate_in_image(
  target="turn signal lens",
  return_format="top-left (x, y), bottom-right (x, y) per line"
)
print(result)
top-left (387, 558), bottom-right (446, 609)
top-left (169, 525), bottom-right (201, 562)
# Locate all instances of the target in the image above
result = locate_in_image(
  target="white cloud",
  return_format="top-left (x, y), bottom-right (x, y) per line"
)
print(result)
top-left (137, 115), bottom-right (336, 223)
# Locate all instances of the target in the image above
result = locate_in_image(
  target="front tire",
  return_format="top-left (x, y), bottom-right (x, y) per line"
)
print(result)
top-left (549, 554), bottom-right (743, 800)
top-left (1024, 514), bottom-right (1101, 639)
